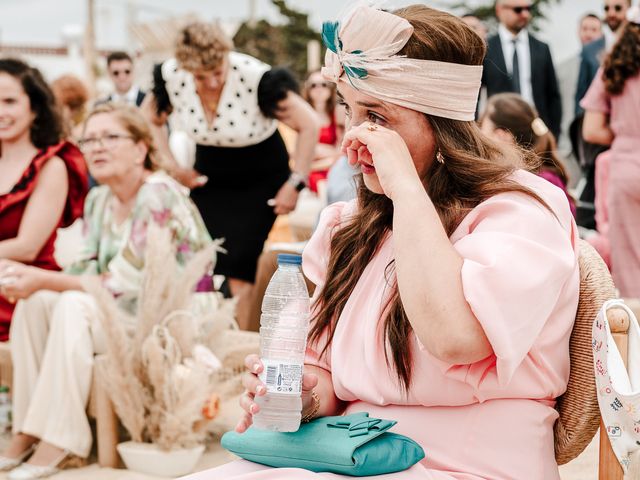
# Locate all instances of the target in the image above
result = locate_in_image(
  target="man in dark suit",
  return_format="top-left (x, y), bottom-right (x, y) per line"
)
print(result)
top-left (575, 0), bottom-right (630, 114)
top-left (98, 51), bottom-right (145, 107)
top-left (482, 0), bottom-right (562, 139)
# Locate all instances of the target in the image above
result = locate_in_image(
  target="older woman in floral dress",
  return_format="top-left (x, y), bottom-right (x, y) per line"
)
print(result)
top-left (0, 103), bottom-right (211, 480)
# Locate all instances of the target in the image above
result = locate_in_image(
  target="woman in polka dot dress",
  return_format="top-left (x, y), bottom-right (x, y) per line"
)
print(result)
top-left (145, 22), bottom-right (319, 303)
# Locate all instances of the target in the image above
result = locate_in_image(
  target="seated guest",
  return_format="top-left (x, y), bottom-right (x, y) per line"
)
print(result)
top-left (481, 92), bottom-right (576, 217)
top-left (0, 59), bottom-right (87, 342)
top-left (303, 71), bottom-right (341, 193)
top-left (184, 4), bottom-right (579, 479)
top-left (0, 103), bottom-right (211, 479)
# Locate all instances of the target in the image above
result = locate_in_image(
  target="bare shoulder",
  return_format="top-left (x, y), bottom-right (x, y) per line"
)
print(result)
top-left (38, 155), bottom-right (68, 185)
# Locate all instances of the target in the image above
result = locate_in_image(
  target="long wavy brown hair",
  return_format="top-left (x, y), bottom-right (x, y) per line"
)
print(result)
top-left (308, 5), bottom-right (547, 392)
top-left (603, 21), bottom-right (640, 95)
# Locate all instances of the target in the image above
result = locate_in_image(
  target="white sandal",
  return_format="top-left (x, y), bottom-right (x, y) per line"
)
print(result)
top-left (0, 444), bottom-right (37, 472)
top-left (7, 449), bottom-right (85, 480)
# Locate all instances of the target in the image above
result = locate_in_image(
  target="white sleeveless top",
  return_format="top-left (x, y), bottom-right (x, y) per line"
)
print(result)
top-left (161, 52), bottom-right (279, 147)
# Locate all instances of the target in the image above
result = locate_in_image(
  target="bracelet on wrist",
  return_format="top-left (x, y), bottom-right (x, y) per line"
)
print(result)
top-left (301, 390), bottom-right (320, 423)
top-left (287, 172), bottom-right (308, 192)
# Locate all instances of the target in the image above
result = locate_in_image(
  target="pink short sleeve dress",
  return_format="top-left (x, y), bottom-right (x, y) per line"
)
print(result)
top-left (183, 170), bottom-right (579, 480)
top-left (580, 69), bottom-right (640, 296)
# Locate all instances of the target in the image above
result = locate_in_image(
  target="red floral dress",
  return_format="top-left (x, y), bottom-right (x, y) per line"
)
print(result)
top-left (0, 142), bottom-right (87, 341)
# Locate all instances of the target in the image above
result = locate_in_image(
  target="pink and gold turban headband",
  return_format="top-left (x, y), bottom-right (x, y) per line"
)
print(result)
top-left (321, 5), bottom-right (483, 121)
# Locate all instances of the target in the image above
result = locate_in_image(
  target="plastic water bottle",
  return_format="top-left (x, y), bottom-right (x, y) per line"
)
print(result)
top-left (0, 385), bottom-right (11, 433)
top-left (253, 254), bottom-right (310, 432)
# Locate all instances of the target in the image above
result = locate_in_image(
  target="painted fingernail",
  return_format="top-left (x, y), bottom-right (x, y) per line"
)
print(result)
top-left (252, 363), bottom-right (261, 373)
top-left (250, 404), bottom-right (258, 414)
top-left (256, 385), bottom-right (265, 395)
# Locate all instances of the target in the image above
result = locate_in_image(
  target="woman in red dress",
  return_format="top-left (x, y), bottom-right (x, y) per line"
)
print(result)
top-left (303, 71), bottom-right (341, 193)
top-left (0, 59), bottom-right (87, 341)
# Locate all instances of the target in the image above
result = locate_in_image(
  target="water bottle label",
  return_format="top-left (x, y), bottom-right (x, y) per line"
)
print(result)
top-left (259, 359), bottom-right (303, 395)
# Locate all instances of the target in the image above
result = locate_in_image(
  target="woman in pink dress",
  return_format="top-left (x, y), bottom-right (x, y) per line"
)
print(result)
top-left (185, 5), bottom-right (579, 479)
top-left (581, 8), bottom-right (640, 296)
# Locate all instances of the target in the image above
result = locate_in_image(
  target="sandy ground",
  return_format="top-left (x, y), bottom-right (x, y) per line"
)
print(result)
top-left (0, 425), bottom-right (599, 480)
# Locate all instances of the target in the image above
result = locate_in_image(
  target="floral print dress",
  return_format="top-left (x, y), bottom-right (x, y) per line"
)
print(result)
top-left (66, 171), bottom-right (212, 312)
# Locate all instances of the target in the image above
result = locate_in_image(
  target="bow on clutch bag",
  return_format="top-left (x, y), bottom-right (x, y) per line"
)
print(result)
top-left (221, 412), bottom-right (425, 476)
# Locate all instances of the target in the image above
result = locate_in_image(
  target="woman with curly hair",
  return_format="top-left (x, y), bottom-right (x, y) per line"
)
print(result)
top-left (144, 22), bottom-right (319, 316)
top-left (0, 59), bottom-right (87, 341)
top-left (582, 6), bottom-right (640, 296)
top-left (51, 74), bottom-right (90, 142)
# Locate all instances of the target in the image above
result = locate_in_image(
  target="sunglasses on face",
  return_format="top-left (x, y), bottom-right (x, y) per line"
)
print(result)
top-left (110, 69), bottom-right (131, 77)
top-left (309, 81), bottom-right (330, 89)
top-left (504, 4), bottom-right (533, 14)
top-left (604, 4), bottom-right (624, 12)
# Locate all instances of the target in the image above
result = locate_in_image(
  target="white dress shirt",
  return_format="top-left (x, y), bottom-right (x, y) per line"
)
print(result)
top-left (110, 86), bottom-right (140, 106)
top-left (498, 24), bottom-right (534, 105)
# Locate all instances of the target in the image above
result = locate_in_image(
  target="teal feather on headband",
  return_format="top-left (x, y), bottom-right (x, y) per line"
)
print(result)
top-left (322, 21), bottom-right (341, 53)
top-left (321, 21), bottom-right (368, 80)
top-left (344, 65), bottom-right (368, 79)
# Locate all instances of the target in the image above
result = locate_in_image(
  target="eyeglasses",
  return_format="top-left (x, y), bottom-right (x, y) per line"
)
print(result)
top-left (78, 133), bottom-right (134, 152)
top-left (503, 4), bottom-right (533, 14)
top-left (110, 69), bottom-right (131, 77)
top-left (309, 81), bottom-right (330, 89)
top-left (604, 4), bottom-right (624, 12)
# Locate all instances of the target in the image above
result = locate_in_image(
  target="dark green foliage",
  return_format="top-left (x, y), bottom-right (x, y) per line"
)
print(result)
top-left (233, 0), bottom-right (320, 82)
top-left (452, 0), bottom-right (561, 31)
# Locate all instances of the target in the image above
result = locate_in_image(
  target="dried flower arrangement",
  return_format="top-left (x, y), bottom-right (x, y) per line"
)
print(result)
top-left (83, 226), bottom-right (242, 451)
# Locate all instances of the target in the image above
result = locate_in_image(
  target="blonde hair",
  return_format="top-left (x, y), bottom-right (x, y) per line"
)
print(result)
top-left (83, 103), bottom-right (159, 171)
top-left (175, 22), bottom-right (233, 71)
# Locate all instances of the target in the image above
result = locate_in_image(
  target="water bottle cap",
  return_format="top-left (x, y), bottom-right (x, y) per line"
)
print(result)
top-left (277, 253), bottom-right (302, 266)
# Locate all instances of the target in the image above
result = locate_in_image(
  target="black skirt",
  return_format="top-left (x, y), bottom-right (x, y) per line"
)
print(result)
top-left (191, 131), bottom-right (290, 282)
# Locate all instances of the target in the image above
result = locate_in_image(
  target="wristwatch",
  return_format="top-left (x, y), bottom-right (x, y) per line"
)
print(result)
top-left (287, 172), bottom-right (307, 192)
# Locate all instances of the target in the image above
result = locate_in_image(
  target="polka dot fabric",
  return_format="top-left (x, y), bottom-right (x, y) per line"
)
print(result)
top-left (160, 53), bottom-right (278, 147)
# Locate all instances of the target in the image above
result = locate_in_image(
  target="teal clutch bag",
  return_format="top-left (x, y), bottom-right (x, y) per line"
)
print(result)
top-left (221, 412), bottom-right (425, 476)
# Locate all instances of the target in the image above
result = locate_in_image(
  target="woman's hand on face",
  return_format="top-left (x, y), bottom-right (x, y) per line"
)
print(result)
top-left (235, 354), bottom-right (318, 433)
top-left (270, 182), bottom-right (299, 215)
top-left (0, 260), bottom-right (42, 302)
top-left (342, 123), bottom-right (423, 200)
top-left (171, 167), bottom-right (208, 190)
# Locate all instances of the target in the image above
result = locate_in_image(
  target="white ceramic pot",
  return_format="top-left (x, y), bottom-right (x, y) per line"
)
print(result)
top-left (117, 441), bottom-right (205, 477)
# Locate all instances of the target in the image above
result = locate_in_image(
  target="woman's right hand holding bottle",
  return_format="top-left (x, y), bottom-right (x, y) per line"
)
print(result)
top-left (235, 353), bottom-right (319, 433)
